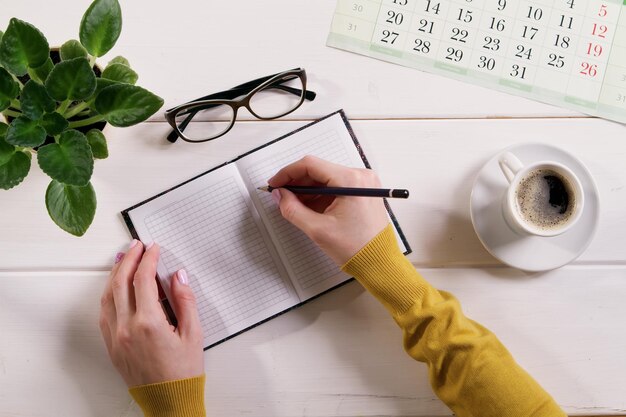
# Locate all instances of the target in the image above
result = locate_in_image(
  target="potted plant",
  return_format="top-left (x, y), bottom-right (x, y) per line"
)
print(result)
top-left (0, 0), bottom-right (163, 236)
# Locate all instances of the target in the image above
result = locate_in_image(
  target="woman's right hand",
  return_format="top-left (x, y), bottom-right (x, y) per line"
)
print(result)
top-left (268, 156), bottom-right (390, 266)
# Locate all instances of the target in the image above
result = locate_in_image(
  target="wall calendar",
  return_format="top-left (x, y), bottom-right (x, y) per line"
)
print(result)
top-left (328, 0), bottom-right (626, 123)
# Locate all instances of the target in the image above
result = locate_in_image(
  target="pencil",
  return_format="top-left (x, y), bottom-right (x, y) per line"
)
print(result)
top-left (257, 185), bottom-right (409, 199)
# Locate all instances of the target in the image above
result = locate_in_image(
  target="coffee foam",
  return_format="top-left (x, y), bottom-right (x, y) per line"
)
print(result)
top-left (515, 169), bottom-right (576, 231)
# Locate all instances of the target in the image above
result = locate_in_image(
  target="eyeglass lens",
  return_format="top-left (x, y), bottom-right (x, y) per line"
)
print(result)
top-left (248, 75), bottom-right (304, 119)
top-left (174, 103), bottom-right (235, 142)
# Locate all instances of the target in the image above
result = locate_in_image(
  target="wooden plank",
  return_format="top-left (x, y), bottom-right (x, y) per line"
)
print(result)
top-left (1, 0), bottom-right (579, 120)
top-left (0, 118), bottom-right (624, 270)
top-left (1, 267), bottom-right (625, 416)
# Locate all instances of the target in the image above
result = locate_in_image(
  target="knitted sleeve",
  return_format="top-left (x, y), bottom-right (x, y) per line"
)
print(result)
top-left (129, 374), bottom-right (206, 417)
top-left (342, 224), bottom-right (566, 417)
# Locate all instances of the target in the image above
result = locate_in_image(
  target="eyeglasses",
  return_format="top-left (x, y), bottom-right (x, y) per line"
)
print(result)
top-left (164, 68), bottom-right (316, 143)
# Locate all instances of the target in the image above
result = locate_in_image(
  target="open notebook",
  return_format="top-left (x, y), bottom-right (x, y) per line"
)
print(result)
top-left (122, 110), bottom-right (411, 349)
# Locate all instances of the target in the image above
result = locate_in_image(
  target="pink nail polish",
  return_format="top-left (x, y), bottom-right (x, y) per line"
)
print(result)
top-left (114, 252), bottom-right (124, 264)
top-left (177, 269), bottom-right (189, 285)
top-left (271, 189), bottom-right (282, 204)
top-left (129, 239), bottom-right (138, 249)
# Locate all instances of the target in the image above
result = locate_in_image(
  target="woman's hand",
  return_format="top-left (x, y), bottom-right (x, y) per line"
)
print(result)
top-left (268, 156), bottom-right (390, 266)
top-left (99, 240), bottom-right (204, 387)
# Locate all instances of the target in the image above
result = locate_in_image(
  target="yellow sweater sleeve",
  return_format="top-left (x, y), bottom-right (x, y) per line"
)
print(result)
top-left (129, 374), bottom-right (206, 417)
top-left (342, 224), bottom-right (566, 417)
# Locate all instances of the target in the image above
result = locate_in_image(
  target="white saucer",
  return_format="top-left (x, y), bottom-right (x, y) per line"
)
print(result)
top-left (470, 143), bottom-right (600, 272)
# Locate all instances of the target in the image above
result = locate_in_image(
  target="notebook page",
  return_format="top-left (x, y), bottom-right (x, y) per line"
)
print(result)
top-left (236, 113), bottom-right (400, 301)
top-left (125, 163), bottom-right (299, 348)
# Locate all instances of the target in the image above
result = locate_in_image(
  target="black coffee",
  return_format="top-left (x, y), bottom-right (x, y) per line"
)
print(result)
top-left (515, 169), bottom-right (576, 231)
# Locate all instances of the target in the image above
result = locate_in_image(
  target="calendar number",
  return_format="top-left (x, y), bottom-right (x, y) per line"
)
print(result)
top-left (592, 23), bottom-right (607, 38)
top-left (478, 56), bottom-right (496, 70)
top-left (418, 19), bottom-right (434, 34)
top-left (497, 0), bottom-right (506, 11)
top-left (510, 64), bottom-right (527, 79)
top-left (386, 10), bottom-right (404, 25)
top-left (547, 53), bottom-right (565, 68)
top-left (413, 38), bottom-right (431, 53)
top-left (586, 43), bottom-right (603, 57)
top-left (598, 4), bottom-right (607, 17)
top-left (457, 8), bottom-right (473, 23)
top-left (566, 0), bottom-right (575, 9)
top-left (580, 62), bottom-right (598, 77)
top-left (425, 0), bottom-right (441, 14)
top-left (515, 44), bottom-right (533, 60)
top-left (483, 36), bottom-right (500, 51)
top-left (352, 3), bottom-right (364, 12)
top-left (393, 0), bottom-right (408, 5)
top-left (489, 18), bottom-right (506, 32)
top-left (617, 93), bottom-right (626, 103)
top-left (445, 47), bottom-right (463, 62)
top-left (554, 34), bottom-right (570, 49)
top-left (559, 15), bottom-right (573, 30)
top-left (347, 23), bottom-right (357, 31)
top-left (522, 25), bottom-right (538, 40)
top-left (451, 28), bottom-right (469, 43)
top-left (381, 30), bottom-right (399, 44)
top-left (526, 6), bottom-right (543, 21)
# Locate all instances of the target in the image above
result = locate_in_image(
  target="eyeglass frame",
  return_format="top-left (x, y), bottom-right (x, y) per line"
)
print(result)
top-left (164, 68), bottom-right (316, 143)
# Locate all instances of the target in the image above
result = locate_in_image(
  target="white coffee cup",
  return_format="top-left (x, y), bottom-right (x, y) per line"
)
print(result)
top-left (498, 151), bottom-right (584, 237)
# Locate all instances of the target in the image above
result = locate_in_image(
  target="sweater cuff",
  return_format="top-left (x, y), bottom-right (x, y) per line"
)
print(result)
top-left (341, 224), bottom-right (435, 316)
top-left (129, 374), bottom-right (206, 417)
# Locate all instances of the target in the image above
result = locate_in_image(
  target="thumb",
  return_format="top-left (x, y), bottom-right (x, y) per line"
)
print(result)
top-left (276, 189), bottom-right (326, 237)
top-left (170, 269), bottom-right (203, 342)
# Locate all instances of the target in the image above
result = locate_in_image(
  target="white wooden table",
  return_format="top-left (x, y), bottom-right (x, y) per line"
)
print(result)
top-left (1, 1), bottom-right (625, 416)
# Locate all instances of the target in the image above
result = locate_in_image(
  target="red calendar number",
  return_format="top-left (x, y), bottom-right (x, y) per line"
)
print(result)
top-left (592, 23), bottom-right (608, 38)
top-left (586, 42), bottom-right (603, 57)
top-left (580, 62), bottom-right (598, 77)
top-left (598, 4), bottom-right (608, 17)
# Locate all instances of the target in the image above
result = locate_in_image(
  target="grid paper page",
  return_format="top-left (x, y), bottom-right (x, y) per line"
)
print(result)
top-left (328, 0), bottom-right (626, 123)
top-left (236, 114), bottom-right (368, 300)
top-left (126, 165), bottom-right (298, 348)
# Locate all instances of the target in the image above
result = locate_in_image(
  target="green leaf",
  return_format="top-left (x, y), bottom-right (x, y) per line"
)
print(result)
top-left (108, 55), bottom-right (129, 67)
top-left (41, 112), bottom-right (68, 136)
top-left (0, 122), bottom-right (7, 139)
top-left (86, 77), bottom-right (118, 111)
top-left (86, 129), bottom-right (108, 159)
top-left (0, 134), bottom-right (14, 165)
top-left (0, 30), bottom-right (3, 43)
top-left (30, 57), bottom-right (54, 82)
top-left (20, 80), bottom-right (55, 119)
top-left (102, 63), bottom-right (137, 84)
top-left (95, 84), bottom-right (163, 127)
top-left (45, 57), bottom-right (96, 101)
top-left (79, 0), bottom-right (122, 57)
top-left (0, 145), bottom-right (30, 190)
top-left (37, 129), bottom-right (93, 186)
top-left (45, 179), bottom-right (96, 236)
top-left (0, 18), bottom-right (49, 76)
top-left (0, 67), bottom-right (19, 112)
top-left (60, 40), bottom-right (88, 61)
top-left (6, 116), bottom-right (46, 147)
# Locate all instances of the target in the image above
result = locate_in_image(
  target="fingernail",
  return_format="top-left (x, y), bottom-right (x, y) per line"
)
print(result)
top-left (114, 252), bottom-right (124, 264)
top-left (177, 269), bottom-right (188, 286)
top-left (267, 176), bottom-right (274, 184)
top-left (271, 189), bottom-right (282, 204)
top-left (129, 239), bottom-right (138, 249)
top-left (145, 241), bottom-right (154, 250)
